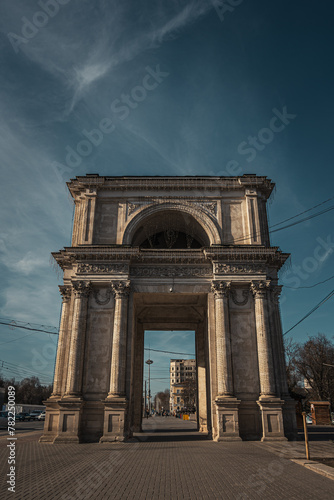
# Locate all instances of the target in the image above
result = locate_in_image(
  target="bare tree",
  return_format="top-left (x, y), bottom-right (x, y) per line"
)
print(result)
top-left (155, 389), bottom-right (170, 410)
top-left (288, 333), bottom-right (334, 409)
top-left (181, 379), bottom-right (197, 410)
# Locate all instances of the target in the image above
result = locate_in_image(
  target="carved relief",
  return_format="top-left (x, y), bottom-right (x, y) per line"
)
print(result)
top-left (128, 202), bottom-right (142, 217)
top-left (59, 285), bottom-right (72, 302)
top-left (250, 280), bottom-right (271, 299)
top-left (214, 263), bottom-right (266, 274)
top-left (77, 263), bottom-right (128, 274)
top-left (111, 280), bottom-right (131, 298)
top-left (197, 202), bottom-right (217, 216)
top-left (270, 285), bottom-right (282, 304)
top-left (130, 266), bottom-right (212, 277)
top-left (230, 288), bottom-right (249, 306)
top-left (211, 281), bottom-right (231, 299)
top-left (72, 281), bottom-right (92, 298)
top-left (94, 288), bottom-right (112, 305)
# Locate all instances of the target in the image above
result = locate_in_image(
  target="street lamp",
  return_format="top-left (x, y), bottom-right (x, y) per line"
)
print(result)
top-left (146, 358), bottom-right (153, 415)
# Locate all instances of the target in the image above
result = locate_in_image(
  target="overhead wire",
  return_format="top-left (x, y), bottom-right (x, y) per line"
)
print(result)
top-left (283, 289), bottom-right (334, 336)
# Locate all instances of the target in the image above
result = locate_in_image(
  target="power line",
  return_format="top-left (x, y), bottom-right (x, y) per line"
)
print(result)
top-left (270, 196), bottom-right (334, 228)
top-left (0, 321), bottom-right (58, 335)
top-left (283, 274), bottom-right (334, 289)
top-left (228, 204), bottom-right (334, 245)
top-left (283, 289), bottom-right (334, 336)
top-left (144, 348), bottom-right (195, 356)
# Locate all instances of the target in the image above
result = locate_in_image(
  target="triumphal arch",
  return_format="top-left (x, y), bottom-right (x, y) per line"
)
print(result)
top-left (40, 174), bottom-right (297, 443)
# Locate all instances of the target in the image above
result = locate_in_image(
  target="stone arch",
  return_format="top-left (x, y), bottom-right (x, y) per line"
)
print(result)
top-left (122, 203), bottom-right (221, 246)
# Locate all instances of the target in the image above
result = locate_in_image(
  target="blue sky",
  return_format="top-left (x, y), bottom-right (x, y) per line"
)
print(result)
top-left (0, 1), bottom-right (333, 395)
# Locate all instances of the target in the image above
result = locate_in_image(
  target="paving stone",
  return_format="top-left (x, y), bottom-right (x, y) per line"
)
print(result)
top-left (1, 417), bottom-right (333, 499)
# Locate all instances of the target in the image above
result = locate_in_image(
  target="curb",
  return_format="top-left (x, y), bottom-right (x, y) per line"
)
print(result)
top-left (291, 458), bottom-right (334, 480)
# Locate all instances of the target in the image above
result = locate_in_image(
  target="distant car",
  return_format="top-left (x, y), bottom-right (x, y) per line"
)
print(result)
top-left (15, 412), bottom-right (31, 421)
top-left (29, 411), bottom-right (42, 420)
top-left (37, 412), bottom-right (45, 421)
top-left (306, 414), bottom-right (312, 424)
top-left (0, 411), bottom-right (8, 428)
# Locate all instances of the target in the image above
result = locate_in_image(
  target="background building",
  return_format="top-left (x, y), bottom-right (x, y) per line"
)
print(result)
top-left (170, 359), bottom-right (196, 412)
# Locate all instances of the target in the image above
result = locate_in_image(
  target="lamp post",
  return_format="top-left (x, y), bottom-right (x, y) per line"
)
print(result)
top-left (146, 358), bottom-right (153, 415)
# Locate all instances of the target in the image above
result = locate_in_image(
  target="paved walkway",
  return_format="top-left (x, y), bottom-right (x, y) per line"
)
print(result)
top-left (1, 417), bottom-right (334, 499)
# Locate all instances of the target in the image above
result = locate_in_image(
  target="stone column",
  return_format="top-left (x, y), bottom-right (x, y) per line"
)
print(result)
top-left (251, 280), bottom-right (286, 441)
top-left (51, 285), bottom-right (72, 398)
top-left (108, 280), bottom-right (130, 397)
top-left (64, 281), bottom-right (91, 398)
top-left (212, 281), bottom-right (241, 441)
top-left (270, 285), bottom-right (297, 440)
top-left (250, 281), bottom-right (276, 398)
top-left (212, 281), bottom-right (233, 397)
top-left (101, 280), bottom-right (130, 443)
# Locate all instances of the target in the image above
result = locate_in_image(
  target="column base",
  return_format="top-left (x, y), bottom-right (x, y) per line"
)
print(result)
top-left (257, 397), bottom-right (287, 442)
top-left (214, 397), bottom-right (242, 441)
top-left (39, 397), bottom-right (84, 444)
top-left (100, 397), bottom-right (128, 443)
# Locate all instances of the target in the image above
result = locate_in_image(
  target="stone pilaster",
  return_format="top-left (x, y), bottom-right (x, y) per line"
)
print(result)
top-left (212, 281), bottom-right (241, 441)
top-left (212, 281), bottom-right (233, 397)
top-left (251, 280), bottom-right (286, 441)
top-left (101, 280), bottom-right (130, 443)
top-left (50, 285), bottom-right (72, 398)
top-left (64, 281), bottom-right (91, 398)
top-left (270, 285), bottom-right (297, 440)
top-left (250, 280), bottom-right (276, 398)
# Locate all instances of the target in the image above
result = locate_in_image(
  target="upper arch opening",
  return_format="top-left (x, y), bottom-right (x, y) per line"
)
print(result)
top-left (129, 209), bottom-right (211, 248)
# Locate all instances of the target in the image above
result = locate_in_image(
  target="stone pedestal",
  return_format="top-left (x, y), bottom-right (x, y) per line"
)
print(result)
top-left (100, 397), bottom-right (128, 442)
top-left (257, 397), bottom-right (287, 441)
top-left (40, 398), bottom-right (84, 444)
top-left (215, 397), bottom-right (242, 441)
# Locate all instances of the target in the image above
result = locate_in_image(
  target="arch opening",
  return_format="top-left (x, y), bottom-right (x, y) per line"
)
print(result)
top-left (131, 209), bottom-right (210, 249)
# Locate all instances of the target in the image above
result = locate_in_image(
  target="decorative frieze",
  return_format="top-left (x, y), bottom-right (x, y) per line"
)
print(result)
top-left (77, 263), bottom-right (128, 274)
top-left (130, 266), bottom-right (212, 278)
top-left (214, 263), bottom-right (266, 275)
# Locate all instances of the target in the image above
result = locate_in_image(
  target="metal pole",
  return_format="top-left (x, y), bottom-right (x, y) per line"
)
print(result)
top-left (145, 358), bottom-right (153, 417)
top-left (302, 412), bottom-right (310, 460)
top-left (148, 362), bottom-right (151, 415)
top-left (144, 380), bottom-right (147, 417)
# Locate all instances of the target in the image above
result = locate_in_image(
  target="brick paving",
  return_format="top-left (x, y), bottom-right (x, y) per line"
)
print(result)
top-left (1, 417), bottom-right (334, 499)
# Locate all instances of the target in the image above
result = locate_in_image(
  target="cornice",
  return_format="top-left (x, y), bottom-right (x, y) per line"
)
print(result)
top-left (66, 174), bottom-right (275, 200)
top-left (52, 245), bottom-right (289, 271)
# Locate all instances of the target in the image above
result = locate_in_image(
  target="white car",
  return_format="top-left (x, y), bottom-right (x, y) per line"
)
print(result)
top-left (37, 412), bottom-right (45, 421)
top-left (29, 411), bottom-right (42, 420)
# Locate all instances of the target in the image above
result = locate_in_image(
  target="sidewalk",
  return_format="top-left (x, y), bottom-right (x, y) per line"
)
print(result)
top-left (1, 417), bottom-right (333, 499)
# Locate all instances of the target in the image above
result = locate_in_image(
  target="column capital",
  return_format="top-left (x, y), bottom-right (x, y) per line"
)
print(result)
top-left (250, 280), bottom-right (271, 299)
top-left (111, 280), bottom-right (130, 299)
top-left (270, 284), bottom-right (283, 304)
top-left (59, 285), bottom-right (72, 302)
top-left (72, 280), bottom-right (92, 298)
top-left (211, 281), bottom-right (231, 299)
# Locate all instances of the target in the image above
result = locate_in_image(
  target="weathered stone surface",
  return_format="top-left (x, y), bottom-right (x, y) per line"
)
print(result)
top-left (41, 175), bottom-right (296, 444)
